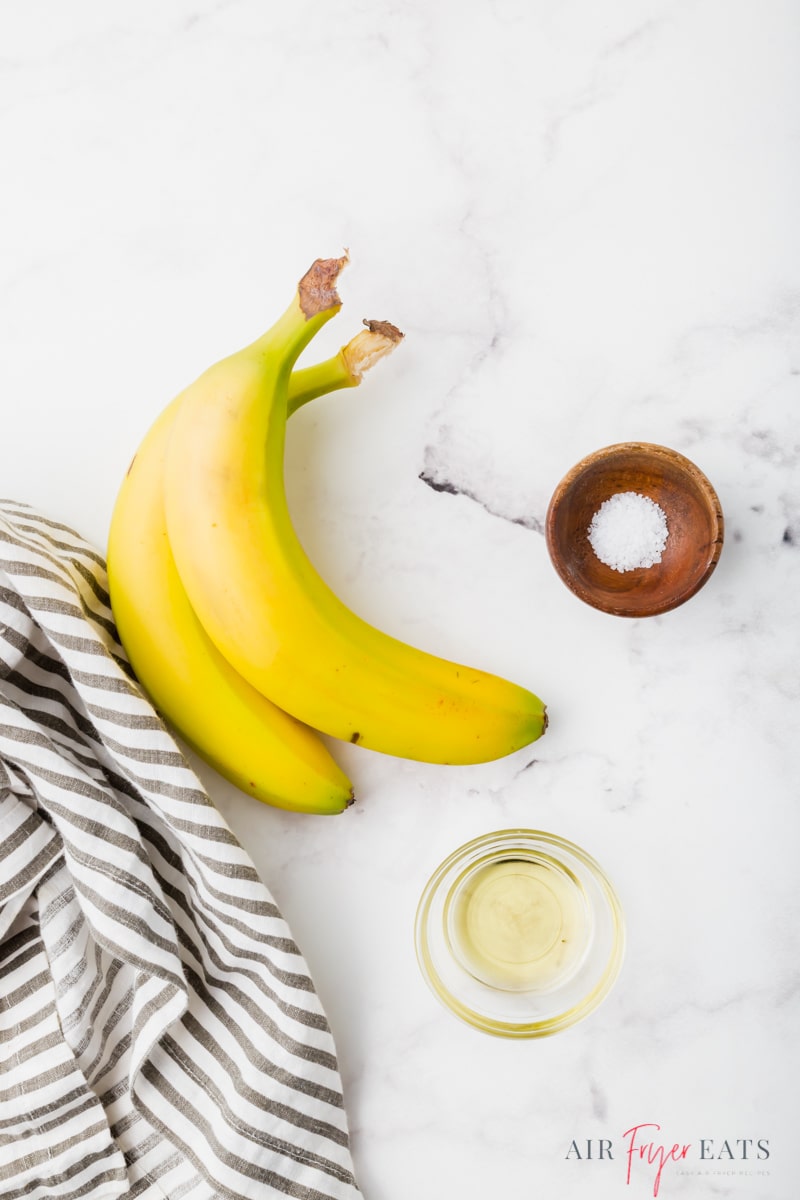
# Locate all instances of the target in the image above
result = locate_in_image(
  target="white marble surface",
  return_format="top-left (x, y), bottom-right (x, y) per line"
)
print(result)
top-left (2, 1), bottom-right (799, 1197)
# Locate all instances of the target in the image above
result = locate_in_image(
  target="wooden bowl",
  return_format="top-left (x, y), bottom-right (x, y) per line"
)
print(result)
top-left (545, 442), bottom-right (724, 617)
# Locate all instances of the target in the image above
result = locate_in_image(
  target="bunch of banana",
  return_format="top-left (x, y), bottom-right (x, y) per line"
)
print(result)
top-left (107, 254), bottom-right (547, 815)
top-left (107, 313), bottom-right (397, 815)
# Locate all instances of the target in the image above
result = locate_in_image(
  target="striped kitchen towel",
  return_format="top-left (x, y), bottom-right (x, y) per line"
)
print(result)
top-left (0, 499), bottom-right (362, 1200)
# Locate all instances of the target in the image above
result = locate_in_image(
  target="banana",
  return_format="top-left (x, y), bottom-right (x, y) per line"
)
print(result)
top-left (163, 255), bottom-right (547, 765)
top-left (107, 323), bottom-right (400, 814)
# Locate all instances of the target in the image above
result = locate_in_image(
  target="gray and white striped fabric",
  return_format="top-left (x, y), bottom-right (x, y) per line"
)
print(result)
top-left (0, 499), bottom-right (362, 1200)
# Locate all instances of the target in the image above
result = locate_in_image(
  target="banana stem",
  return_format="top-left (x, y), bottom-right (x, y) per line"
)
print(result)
top-left (288, 319), bottom-right (404, 416)
top-left (287, 354), bottom-right (355, 415)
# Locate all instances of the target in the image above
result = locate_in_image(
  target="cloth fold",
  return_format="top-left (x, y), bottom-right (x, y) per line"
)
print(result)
top-left (0, 499), bottom-right (361, 1200)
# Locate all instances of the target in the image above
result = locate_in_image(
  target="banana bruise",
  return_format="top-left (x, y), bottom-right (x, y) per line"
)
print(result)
top-left (106, 330), bottom-right (397, 814)
top-left (164, 257), bottom-right (548, 764)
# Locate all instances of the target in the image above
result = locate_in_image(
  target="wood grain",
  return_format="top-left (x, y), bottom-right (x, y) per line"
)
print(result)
top-left (545, 442), bottom-right (724, 617)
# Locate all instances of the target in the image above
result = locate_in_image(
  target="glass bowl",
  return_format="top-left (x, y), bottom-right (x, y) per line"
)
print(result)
top-left (415, 829), bottom-right (625, 1038)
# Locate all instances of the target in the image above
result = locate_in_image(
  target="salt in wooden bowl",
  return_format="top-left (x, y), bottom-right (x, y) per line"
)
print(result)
top-left (545, 442), bottom-right (724, 618)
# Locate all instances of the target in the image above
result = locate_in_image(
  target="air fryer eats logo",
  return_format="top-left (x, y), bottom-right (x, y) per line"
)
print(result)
top-left (565, 1124), bottom-right (770, 1197)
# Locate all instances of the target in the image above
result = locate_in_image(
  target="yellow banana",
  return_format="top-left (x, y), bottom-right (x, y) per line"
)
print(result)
top-left (107, 322), bottom-right (400, 814)
top-left (163, 255), bottom-right (547, 764)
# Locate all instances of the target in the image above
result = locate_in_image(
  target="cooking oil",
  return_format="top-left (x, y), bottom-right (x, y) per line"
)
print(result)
top-left (448, 855), bottom-right (590, 993)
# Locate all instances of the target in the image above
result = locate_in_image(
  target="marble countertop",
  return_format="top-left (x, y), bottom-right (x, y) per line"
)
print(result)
top-left (1, 2), bottom-right (798, 1197)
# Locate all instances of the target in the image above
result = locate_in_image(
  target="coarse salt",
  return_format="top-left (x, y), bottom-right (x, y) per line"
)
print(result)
top-left (587, 491), bottom-right (668, 572)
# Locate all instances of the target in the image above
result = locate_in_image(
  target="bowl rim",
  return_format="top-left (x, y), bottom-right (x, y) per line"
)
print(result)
top-left (544, 440), bottom-right (725, 617)
top-left (414, 828), bottom-right (626, 1038)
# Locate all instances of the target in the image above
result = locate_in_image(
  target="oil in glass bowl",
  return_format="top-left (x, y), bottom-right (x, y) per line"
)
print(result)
top-left (446, 852), bottom-right (592, 993)
top-left (415, 829), bottom-right (625, 1038)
